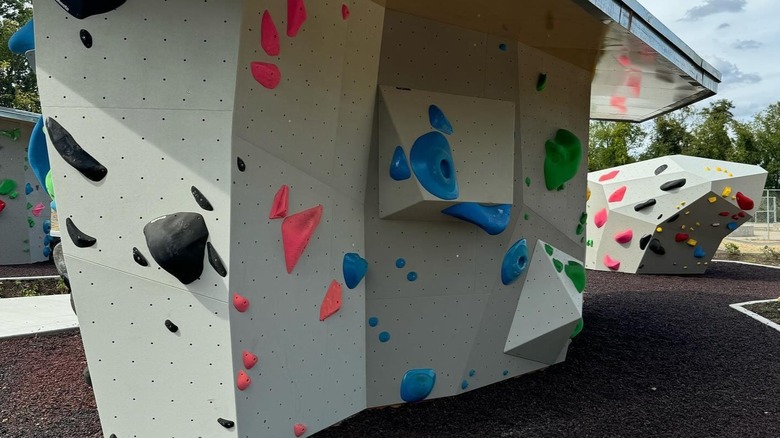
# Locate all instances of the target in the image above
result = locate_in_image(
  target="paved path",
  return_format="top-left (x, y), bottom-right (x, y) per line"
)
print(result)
top-left (0, 295), bottom-right (77, 339)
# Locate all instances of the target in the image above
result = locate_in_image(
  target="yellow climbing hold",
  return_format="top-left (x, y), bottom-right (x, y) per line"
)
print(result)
top-left (681, 201), bottom-right (686, 206)
top-left (687, 239), bottom-right (697, 246)
top-left (716, 167), bottom-right (722, 172)
top-left (586, 186), bottom-right (591, 201)
top-left (656, 227), bottom-right (663, 233)
top-left (708, 196), bottom-right (717, 203)
top-left (729, 173), bottom-right (733, 177)
top-left (705, 166), bottom-right (711, 171)
top-left (722, 187), bottom-right (732, 197)
top-left (696, 222), bottom-right (701, 226)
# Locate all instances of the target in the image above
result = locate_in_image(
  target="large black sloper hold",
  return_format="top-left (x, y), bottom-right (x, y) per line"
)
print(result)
top-left (46, 118), bottom-right (108, 182)
top-left (144, 213), bottom-right (209, 285)
top-left (66, 218), bottom-right (97, 248)
top-left (660, 178), bottom-right (686, 191)
top-left (55, 0), bottom-right (127, 19)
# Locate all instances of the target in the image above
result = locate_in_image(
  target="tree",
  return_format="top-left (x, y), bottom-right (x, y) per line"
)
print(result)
top-left (640, 106), bottom-right (694, 160)
top-left (0, 0), bottom-right (39, 112)
top-left (587, 121), bottom-right (645, 171)
top-left (687, 99), bottom-right (734, 160)
top-left (752, 103), bottom-right (780, 188)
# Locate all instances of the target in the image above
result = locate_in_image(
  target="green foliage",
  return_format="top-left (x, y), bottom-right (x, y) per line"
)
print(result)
top-left (724, 242), bottom-right (741, 258)
top-left (588, 121), bottom-right (645, 171)
top-left (640, 106), bottom-right (694, 160)
top-left (761, 245), bottom-right (780, 261)
top-left (0, 0), bottom-right (39, 112)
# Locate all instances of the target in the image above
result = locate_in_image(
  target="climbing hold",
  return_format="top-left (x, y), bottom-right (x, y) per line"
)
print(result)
top-left (655, 164), bottom-right (668, 175)
top-left (738, 211), bottom-right (746, 218)
top-left (441, 203), bottom-right (511, 235)
top-left (727, 222), bottom-right (738, 231)
top-left (45, 171), bottom-right (55, 200)
top-left (571, 318), bottom-right (584, 338)
top-left (576, 224), bottom-right (584, 235)
top-left (132, 247), bottom-right (148, 267)
top-left (379, 331), bottom-right (391, 342)
top-left (66, 218), bottom-right (97, 248)
top-left (708, 196), bottom-right (717, 203)
top-left (237, 157), bottom-right (246, 172)
top-left (428, 105), bottom-right (453, 135)
top-left (667, 213), bottom-right (680, 223)
top-left (503, 370), bottom-right (509, 376)
top-left (400, 369), bottom-right (436, 403)
top-left (656, 226), bottom-right (663, 233)
top-left (598, 170), bottom-right (619, 182)
top-left (544, 129), bottom-right (582, 190)
top-left (261, 10), bottom-right (280, 56)
top-left (648, 239), bottom-right (665, 255)
top-left (614, 229), bottom-right (633, 244)
top-left (144, 213), bottom-right (209, 284)
top-left (9, 19), bottom-right (34, 53)
top-left (694, 246), bottom-right (706, 258)
top-left (407, 272), bottom-right (418, 282)
top-left (343, 253), bottom-right (368, 289)
top-left (553, 259), bottom-right (564, 273)
top-left (54, 0), bottom-right (126, 19)
top-left (525, 176), bottom-right (531, 187)
top-left (660, 178), bottom-right (686, 191)
top-left (498, 43), bottom-right (508, 51)
top-left (594, 208), bottom-right (608, 228)
top-left (721, 186), bottom-right (732, 197)
top-left (634, 199), bottom-right (656, 212)
top-left (164, 319), bottom-right (178, 333)
top-left (27, 217), bottom-right (34, 228)
top-left (281, 205), bottom-right (323, 273)
top-left (501, 239), bottom-right (529, 285)
top-left (731, 214), bottom-right (740, 220)
top-left (536, 73), bottom-right (548, 91)
top-left (524, 213), bottom-right (529, 220)
top-left (269, 185), bottom-right (289, 219)
top-left (711, 223), bottom-right (720, 227)
top-left (410, 131), bottom-right (459, 200)
top-left (46, 118), bottom-right (108, 182)
top-left (368, 317), bottom-right (379, 327)
top-left (608, 186), bottom-right (627, 203)
top-left (719, 211), bottom-right (730, 217)
top-left (675, 233), bottom-right (689, 242)
top-left (207, 242), bottom-right (227, 277)
top-left (243, 351), bottom-right (258, 370)
top-left (0, 199), bottom-right (5, 214)
top-left (293, 423), bottom-right (307, 437)
top-left (579, 212), bottom-right (588, 225)
top-left (320, 280), bottom-right (343, 321)
top-left (26, 202), bottom-right (33, 210)
top-left (687, 239), bottom-right (697, 247)
top-left (236, 370), bottom-right (251, 391)
top-left (43, 220), bottom-right (51, 234)
top-left (190, 186), bottom-right (214, 211)
top-left (287, 0), bottom-right (307, 37)
top-left (544, 244), bottom-right (554, 256)
top-left (469, 369), bottom-right (475, 377)
top-left (31, 203), bottom-right (45, 217)
top-left (0, 179), bottom-right (17, 195)
top-left (25, 183), bottom-right (32, 195)
top-left (603, 255), bottom-right (620, 271)
top-left (341, 3), bottom-right (350, 20)
top-left (395, 258), bottom-right (406, 268)
top-left (233, 293), bottom-right (250, 312)
top-left (79, 29), bottom-right (93, 48)
top-left (218, 418), bottom-right (235, 429)
top-left (587, 186), bottom-right (591, 200)
top-left (461, 380), bottom-right (469, 390)
top-left (389, 146), bottom-right (412, 181)
top-left (736, 192), bottom-right (754, 210)
top-left (250, 62), bottom-right (282, 89)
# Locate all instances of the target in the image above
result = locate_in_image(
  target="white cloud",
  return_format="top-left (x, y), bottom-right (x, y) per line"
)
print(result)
top-left (733, 39), bottom-right (762, 50)
top-left (681, 0), bottom-right (747, 20)
top-left (711, 57), bottom-right (762, 85)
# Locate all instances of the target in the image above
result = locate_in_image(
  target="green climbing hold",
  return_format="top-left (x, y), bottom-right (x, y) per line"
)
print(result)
top-left (579, 212), bottom-right (587, 225)
top-left (544, 244), bottom-right (554, 256)
top-left (571, 318), bottom-right (584, 338)
top-left (576, 223), bottom-right (584, 235)
top-left (0, 128), bottom-right (21, 141)
top-left (524, 177), bottom-right (531, 187)
top-left (24, 165), bottom-right (28, 171)
top-left (586, 239), bottom-right (594, 247)
top-left (536, 73), bottom-right (548, 92)
top-left (26, 202), bottom-right (32, 210)
top-left (553, 259), bottom-right (563, 273)
top-left (544, 129), bottom-right (582, 191)
top-left (27, 217), bottom-right (35, 228)
top-left (524, 213), bottom-right (529, 220)
top-left (564, 261), bottom-right (586, 293)
top-left (9, 191), bottom-right (18, 199)
top-left (45, 170), bottom-right (55, 199)
top-left (0, 179), bottom-right (17, 195)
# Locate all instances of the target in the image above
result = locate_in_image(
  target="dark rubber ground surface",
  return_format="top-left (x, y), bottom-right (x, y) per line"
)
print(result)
top-left (0, 261), bottom-right (57, 278)
top-left (1, 262), bottom-right (778, 437)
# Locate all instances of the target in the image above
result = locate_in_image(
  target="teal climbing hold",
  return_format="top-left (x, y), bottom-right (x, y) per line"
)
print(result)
top-left (410, 131), bottom-right (459, 200)
top-left (343, 253), bottom-right (368, 289)
top-left (379, 331), bottom-right (391, 342)
top-left (389, 146), bottom-right (411, 181)
top-left (501, 239), bottom-right (529, 285)
top-left (395, 258), bottom-right (406, 268)
top-left (8, 19), bottom-right (34, 53)
top-left (407, 272), bottom-right (418, 282)
top-left (461, 380), bottom-right (469, 390)
top-left (25, 183), bottom-right (33, 195)
top-left (727, 222), bottom-right (738, 231)
top-left (368, 317), bottom-right (379, 327)
top-left (29, 117), bottom-right (51, 193)
top-left (694, 246), bottom-right (706, 258)
top-left (428, 104), bottom-right (453, 135)
top-left (544, 129), bottom-right (582, 191)
top-left (441, 203), bottom-right (511, 235)
top-left (400, 369), bottom-right (436, 403)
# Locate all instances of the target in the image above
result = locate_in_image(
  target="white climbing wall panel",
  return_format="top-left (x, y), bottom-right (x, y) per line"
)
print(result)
top-left (586, 155), bottom-right (767, 275)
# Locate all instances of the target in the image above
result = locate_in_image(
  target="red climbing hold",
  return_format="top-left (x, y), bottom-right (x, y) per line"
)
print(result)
top-left (282, 205), bottom-right (323, 273)
top-left (736, 192), bottom-right (754, 210)
top-left (233, 293), bottom-right (250, 313)
top-left (243, 350), bottom-right (258, 370)
top-left (603, 255), bottom-right (620, 271)
top-left (675, 233), bottom-right (689, 242)
top-left (341, 3), bottom-right (350, 20)
top-left (287, 0), bottom-right (307, 37)
top-left (0, 199), bottom-right (5, 214)
top-left (269, 185), bottom-right (289, 219)
top-left (598, 170), bottom-right (619, 182)
top-left (293, 423), bottom-right (307, 437)
top-left (320, 280), bottom-right (342, 321)
top-left (608, 186), bottom-right (627, 203)
top-left (738, 211), bottom-right (746, 218)
top-left (237, 369), bottom-right (251, 391)
top-left (732, 214), bottom-right (740, 220)
top-left (594, 208), bottom-right (608, 228)
top-left (614, 229), bottom-right (633, 244)
top-left (251, 62), bottom-right (282, 89)
top-left (719, 212), bottom-right (730, 217)
top-left (261, 10), bottom-right (280, 56)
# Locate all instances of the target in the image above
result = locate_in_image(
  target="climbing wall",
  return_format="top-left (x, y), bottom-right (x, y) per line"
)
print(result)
top-left (586, 155), bottom-right (767, 274)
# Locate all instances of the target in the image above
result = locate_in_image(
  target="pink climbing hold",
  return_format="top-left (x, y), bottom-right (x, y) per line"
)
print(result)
top-left (269, 185), bottom-right (289, 219)
top-left (243, 350), bottom-right (258, 370)
top-left (31, 202), bottom-right (45, 217)
top-left (599, 170), bottom-right (619, 182)
top-left (293, 423), bottom-right (307, 437)
top-left (341, 3), bottom-right (350, 20)
top-left (282, 205), bottom-right (323, 273)
top-left (608, 186), bottom-right (627, 203)
top-left (250, 62), bottom-right (282, 89)
top-left (0, 199), bottom-right (5, 214)
top-left (736, 192), bottom-right (754, 210)
top-left (319, 280), bottom-right (343, 321)
top-left (603, 255), bottom-right (620, 271)
top-left (261, 10), bottom-right (280, 56)
top-left (237, 369), bottom-right (251, 391)
top-left (287, 0), bottom-right (307, 37)
top-left (594, 208), bottom-right (608, 228)
top-left (233, 293), bottom-right (250, 313)
top-left (614, 229), bottom-right (633, 244)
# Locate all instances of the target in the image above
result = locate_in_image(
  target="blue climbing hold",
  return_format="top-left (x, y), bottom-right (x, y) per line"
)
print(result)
top-left (501, 239), bottom-right (529, 285)
top-left (441, 203), bottom-right (511, 235)
top-left (29, 117), bottom-right (51, 194)
top-left (410, 132), bottom-right (459, 200)
top-left (8, 19), bottom-right (35, 54)
top-left (400, 369), bottom-right (436, 403)
top-left (389, 146), bottom-right (411, 181)
top-left (498, 43), bottom-right (508, 51)
top-left (727, 222), bottom-right (738, 231)
top-left (343, 253), bottom-right (368, 289)
top-left (25, 183), bottom-right (33, 195)
top-left (395, 258), bottom-right (406, 269)
top-left (43, 234), bottom-right (53, 246)
top-left (694, 246), bottom-right (706, 259)
top-left (428, 105), bottom-right (453, 135)
top-left (379, 331), bottom-right (391, 342)
top-left (461, 380), bottom-right (469, 390)
top-left (468, 369), bottom-right (476, 377)
top-left (502, 370), bottom-right (509, 376)
top-left (43, 245), bottom-right (52, 258)
top-left (50, 200), bottom-right (57, 211)
top-left (407, 272), bottom-right (418, 282)
top-left (43, 220), bottom-right (51, 234)
top-left (368, 317), bottom-right (379, 327)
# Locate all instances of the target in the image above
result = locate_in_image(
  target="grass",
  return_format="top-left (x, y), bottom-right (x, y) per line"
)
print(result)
top-left (0, 278), bottom-right (69, 299)
top-left (744, 300), bottom-right (780, 325)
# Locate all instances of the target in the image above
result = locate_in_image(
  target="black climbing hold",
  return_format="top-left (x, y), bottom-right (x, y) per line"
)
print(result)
top-left (639, 234), bottom-right (651, 250)
top-left (207, 242), bottom-right (227, 277)
top-left (657, 214), bottom-right (664, 220)
top-left (109, 435), bottom-right (116, 438)
top-left (66, 217), bottom-right (97, 248)
top-left (143, 212), bottom-right (209, 284)
top-left (83, 366), bottom-right (92, 387)
top-left (237, 157), bottom-right (246, 172)
top-left (660, 178), bottom-right (686, 191)
top-left (191, 186), bottom-right (214, 211)
top-left (666, 213), bottom-right (680, 223)
top-left (46, 118), bottom-right (108, 182)
top-left (638, 264), bottom-right (645, 270)
top-left (55, 0), bottom-right (127, 19)
top-left (133, 247), bottom-right (149, 266)
top-left (164, 319), bottom-right (179, 333)
top-left (634, 199), bottom-right (656, 212)
top-left (655, 164), bottom-right (668, 175)
top-left (218, 418), bottom-right (235, 429)
top-left (649, 238), bottom-right (666, 255)
top-left (79, 29), bottom-right (92, 48)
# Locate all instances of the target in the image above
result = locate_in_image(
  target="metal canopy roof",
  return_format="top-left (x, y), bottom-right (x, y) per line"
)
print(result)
top-left (0, 106), bottom-right (40, 124)
top-left (379, 0), bottom-right (720, 122)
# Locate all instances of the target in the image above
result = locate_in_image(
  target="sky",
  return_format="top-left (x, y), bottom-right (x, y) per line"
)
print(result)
top-left (640, 0), bottom-right (779, 119)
